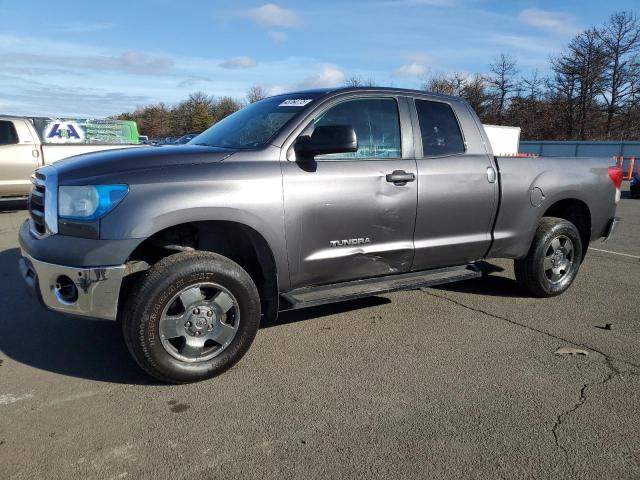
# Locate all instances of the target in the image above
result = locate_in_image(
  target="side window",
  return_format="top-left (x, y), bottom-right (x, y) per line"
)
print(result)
top-left (415, 100), bottom-right (465, 156)
top-left (313, 98), bottom-right (401, 160)
top-left (0, 121), bottom-right (19, 146)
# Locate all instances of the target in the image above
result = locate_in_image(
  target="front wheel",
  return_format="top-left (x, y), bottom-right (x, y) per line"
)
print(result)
top-left (121, 251), bottom-right (261, 383)
top-left (514, 217), bottom-right (583, 298)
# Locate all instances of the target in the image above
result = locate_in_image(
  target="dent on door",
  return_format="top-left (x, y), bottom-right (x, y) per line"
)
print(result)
top-left (283, 159), bottom-right (418, 288)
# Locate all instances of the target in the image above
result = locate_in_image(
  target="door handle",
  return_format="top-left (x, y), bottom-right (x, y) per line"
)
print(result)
top-left (486, 166), bottom-right (497, 183)
top-left (386, 170), bottom-right (415, 186)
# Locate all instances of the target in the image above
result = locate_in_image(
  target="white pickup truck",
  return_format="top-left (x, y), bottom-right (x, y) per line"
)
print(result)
top-left (0, 116), bottom-right (145, 198)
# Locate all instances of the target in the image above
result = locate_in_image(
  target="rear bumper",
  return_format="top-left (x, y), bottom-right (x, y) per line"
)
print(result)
top-left (602, 217), bottom-right (620, 242)
top-left (19, 250), bottom-right (129, 321)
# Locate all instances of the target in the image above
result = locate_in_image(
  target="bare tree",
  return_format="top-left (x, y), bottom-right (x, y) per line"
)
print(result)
top-left (463, 74), bottom-right (491, 118)
top-left (246, 85), bottom-right (267, 103)
top-left (423, 72), bottom-right (466, 96)
top-left (343, 76), bottom-right (377, 87)
top-left (552, 29), bottom-right (607, 139)
top-left (596, 11), bottom-right (640, 136)
top-left (522, 70), bottom-right (543, 100)
top-left (488, 54), bottom-right (519, 123)
top-left (550, 55), bottom-right (581, 138)
top-left (422, 73), bottom-right (490, 117)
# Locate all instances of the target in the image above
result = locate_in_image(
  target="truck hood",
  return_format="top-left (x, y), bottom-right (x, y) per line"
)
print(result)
top-left (51, 145), bottom-right (234, 181)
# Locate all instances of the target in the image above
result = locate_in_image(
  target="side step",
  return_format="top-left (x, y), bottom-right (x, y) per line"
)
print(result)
top-left (281, 264), bottom-right (481, 310)
top-left (0, 196), bottom-right (28, 203)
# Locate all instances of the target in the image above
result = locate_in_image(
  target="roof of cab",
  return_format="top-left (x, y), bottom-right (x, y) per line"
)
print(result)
top-left (280, 86), bottom-right (462, 103)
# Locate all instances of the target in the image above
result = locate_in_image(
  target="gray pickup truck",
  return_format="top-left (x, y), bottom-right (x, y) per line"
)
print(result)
top-left (18, 87), bottom-right (622, 383)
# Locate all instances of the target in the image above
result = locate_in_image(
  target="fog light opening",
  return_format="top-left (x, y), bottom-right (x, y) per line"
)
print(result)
top-left (54, 275), bottom-right (78, 305)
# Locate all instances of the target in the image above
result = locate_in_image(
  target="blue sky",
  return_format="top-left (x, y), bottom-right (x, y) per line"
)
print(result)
top-left (0, 0), bottom-right (637, 117)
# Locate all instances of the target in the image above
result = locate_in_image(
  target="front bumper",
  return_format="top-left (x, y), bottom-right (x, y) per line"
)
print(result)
top-left (19, 250), bottom-right (130, 321)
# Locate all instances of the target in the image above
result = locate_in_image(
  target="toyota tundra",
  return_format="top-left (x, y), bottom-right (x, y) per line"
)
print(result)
top-left (18, 87), bottom-right (622, 383)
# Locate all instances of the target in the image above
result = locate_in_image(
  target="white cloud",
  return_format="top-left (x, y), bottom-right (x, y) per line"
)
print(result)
top-left (300, 64), bottom-right (345, 88)
top-left (519, 9), bottom-right (579, 34)
top-left (219, 56), bottom-right (256, 69)
top-left (394, 54), bottom-right (431, 78)
top-left (267, 63), bottom-right (347, 92)
top-left (268, 30), bottom-right (288, 43)
top-left (247, 4), bottom-right (301, 28)
top-left (394, 62), bottom-right (427, 77)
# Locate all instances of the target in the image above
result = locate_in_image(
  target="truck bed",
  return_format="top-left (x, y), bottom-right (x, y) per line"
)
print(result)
top-left (488, 155), bottom-right (618, 259)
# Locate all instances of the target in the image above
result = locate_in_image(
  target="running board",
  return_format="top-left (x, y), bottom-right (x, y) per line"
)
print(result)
top-left (281, 264), bottom-right (481, 310)
top-left (0, 196), bottom-right (28, 202)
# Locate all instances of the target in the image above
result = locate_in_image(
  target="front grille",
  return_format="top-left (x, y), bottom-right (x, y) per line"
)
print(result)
top-left (29, 173), bottom-right (47, 236)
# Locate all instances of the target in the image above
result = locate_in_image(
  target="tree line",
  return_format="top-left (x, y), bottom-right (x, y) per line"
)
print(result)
top-left (116, 92), bottom-right (244, 139)
top-left (423, 11), bottom-right (640, 140)
top-left (118, 10), bottom-right (639, 141)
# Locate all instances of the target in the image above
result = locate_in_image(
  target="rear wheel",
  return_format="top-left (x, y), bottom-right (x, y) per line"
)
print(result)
top-left (121, 251), bottom-right (260, 383)
top-left (514, 217), bottom-right (583, 297)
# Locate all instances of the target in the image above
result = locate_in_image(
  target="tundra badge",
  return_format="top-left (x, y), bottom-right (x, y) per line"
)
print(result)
top-left (330, 238), bottom-right (371, 247)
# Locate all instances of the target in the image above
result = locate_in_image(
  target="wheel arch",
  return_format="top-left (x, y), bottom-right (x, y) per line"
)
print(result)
top-left (123, 220), bottom-right (280, 323)
top-left (540, 197), bottom-right (591, 261)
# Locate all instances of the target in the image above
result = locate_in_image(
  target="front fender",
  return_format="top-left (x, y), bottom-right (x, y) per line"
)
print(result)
top-left (100, 161), bottom-right (289, 289)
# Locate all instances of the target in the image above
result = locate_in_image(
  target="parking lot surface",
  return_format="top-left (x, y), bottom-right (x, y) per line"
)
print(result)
top-left (0, 187), bottom-right (638, 480)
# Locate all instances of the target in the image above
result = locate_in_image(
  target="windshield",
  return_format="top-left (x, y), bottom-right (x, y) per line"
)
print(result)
top-left (190, 93), bottom-right (325, 149)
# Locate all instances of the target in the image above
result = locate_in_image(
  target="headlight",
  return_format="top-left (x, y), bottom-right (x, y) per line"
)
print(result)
top-left (58, 185), bottom-right (129, 220)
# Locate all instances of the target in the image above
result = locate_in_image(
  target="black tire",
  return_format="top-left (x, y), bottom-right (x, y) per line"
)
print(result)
top-left (514, 217), bottom-right (583, 298)
top-left (121, 251), bottom-right (260, 384)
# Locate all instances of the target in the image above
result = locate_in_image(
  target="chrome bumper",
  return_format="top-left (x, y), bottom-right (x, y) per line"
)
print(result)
top-left (19, 251), bottom-right (133, 321)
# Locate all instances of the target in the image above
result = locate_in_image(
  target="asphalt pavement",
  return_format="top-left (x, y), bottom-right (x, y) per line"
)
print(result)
top-left (0, 186), bottom-right (638, 480)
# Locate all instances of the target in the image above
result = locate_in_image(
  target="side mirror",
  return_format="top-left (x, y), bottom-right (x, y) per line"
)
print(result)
top-left (294, 125), bottom-right (358, 159)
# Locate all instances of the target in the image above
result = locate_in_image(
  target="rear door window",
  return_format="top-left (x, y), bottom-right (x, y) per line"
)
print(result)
top-left (415, 99), bottom-right (465, 157)
top-left (0, 120), bottom-right (19, 145)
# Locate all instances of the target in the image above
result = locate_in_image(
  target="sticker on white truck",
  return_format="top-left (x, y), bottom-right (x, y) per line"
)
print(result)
top-left (43, 121), bottom-right (86, 144)
top-left (34, 118), bottom-right (140, 145)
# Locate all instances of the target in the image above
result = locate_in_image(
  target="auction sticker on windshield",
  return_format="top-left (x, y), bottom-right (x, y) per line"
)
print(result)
top-left (279, 99), bottom-right (313, 107)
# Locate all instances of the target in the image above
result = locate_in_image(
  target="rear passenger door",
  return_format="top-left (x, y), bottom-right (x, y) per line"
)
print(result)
top-left (410, 98), bottom-right (498, 270)
top-left (282, 96), bottom-right (418, 288)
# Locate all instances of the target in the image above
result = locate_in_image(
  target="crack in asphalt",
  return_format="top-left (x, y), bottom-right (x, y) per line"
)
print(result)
top-left (550, 357), bottom-right (621, 477)
top-left (422, 289), bottom-right (640, 475)
top-left (422, 290), bottom-right (640, 370)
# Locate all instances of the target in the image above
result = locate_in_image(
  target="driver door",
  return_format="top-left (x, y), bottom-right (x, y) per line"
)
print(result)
top-left (281, 96), bottom-right (418, 289)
